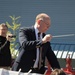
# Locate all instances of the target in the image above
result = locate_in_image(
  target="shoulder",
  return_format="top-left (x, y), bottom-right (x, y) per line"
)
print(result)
top-left (19, 26), bottom-right (34, 32)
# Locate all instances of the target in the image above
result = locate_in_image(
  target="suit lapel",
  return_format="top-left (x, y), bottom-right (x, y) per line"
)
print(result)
top-left (31, 26), bottom-right (36, 40)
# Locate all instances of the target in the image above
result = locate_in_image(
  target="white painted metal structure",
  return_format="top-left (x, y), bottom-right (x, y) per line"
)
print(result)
top-left (0, 68), bottom-right (42, 75)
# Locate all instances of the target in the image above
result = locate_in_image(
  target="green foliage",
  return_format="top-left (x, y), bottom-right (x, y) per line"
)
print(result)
top-left (6, 15), bottom-right (21, 34)
top-left (6, 15), bottom-right (21, 59)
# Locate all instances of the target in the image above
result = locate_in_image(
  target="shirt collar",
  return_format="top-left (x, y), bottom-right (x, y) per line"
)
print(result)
top-left (34, 24), bottom-right (39, 35)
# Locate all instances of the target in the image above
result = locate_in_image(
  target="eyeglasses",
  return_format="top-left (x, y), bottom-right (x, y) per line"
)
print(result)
top-left (41, 20), bottom-right (50, 28)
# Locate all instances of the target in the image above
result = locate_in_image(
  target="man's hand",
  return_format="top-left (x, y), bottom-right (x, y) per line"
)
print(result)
top-left (6, 34), bottom-right (13, 41)
top-left (42, 34), bottom-right (52, 43)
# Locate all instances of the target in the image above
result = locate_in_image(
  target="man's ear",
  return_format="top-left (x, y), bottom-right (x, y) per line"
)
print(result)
top-left (37, 20), bottom-right (41, 25)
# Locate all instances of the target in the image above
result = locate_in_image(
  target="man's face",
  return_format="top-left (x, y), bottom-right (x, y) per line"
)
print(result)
top-left (39, 19), bottom-right (51, 33)
top-left (0, 26), bottom-right (8, 37)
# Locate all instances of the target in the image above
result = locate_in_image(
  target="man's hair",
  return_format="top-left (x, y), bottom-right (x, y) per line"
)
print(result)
top-left (35, 13), bottom-right (50, 22)
top-left (0, 23), bottom-right (8, 29)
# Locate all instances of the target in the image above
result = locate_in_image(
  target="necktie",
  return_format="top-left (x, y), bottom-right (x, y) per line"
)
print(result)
top-left (38, 32), bottom-right (42, 69)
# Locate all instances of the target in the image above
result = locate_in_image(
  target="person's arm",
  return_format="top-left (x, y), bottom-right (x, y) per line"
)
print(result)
top-left (46, 42), bottom-right (60, 69)
top-left (19, 27), bottom-right (43, 50)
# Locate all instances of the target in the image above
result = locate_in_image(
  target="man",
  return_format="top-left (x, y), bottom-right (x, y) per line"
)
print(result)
top-left (12, 13), bottom-right (60, 74)
top-left (0, 23), bottom-right (12, 69)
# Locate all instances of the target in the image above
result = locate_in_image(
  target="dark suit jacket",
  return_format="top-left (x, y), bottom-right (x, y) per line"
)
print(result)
top-left (0, 36), bottom-right (12, 67)
top-left (12, 26), bottom-right (60, 74)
